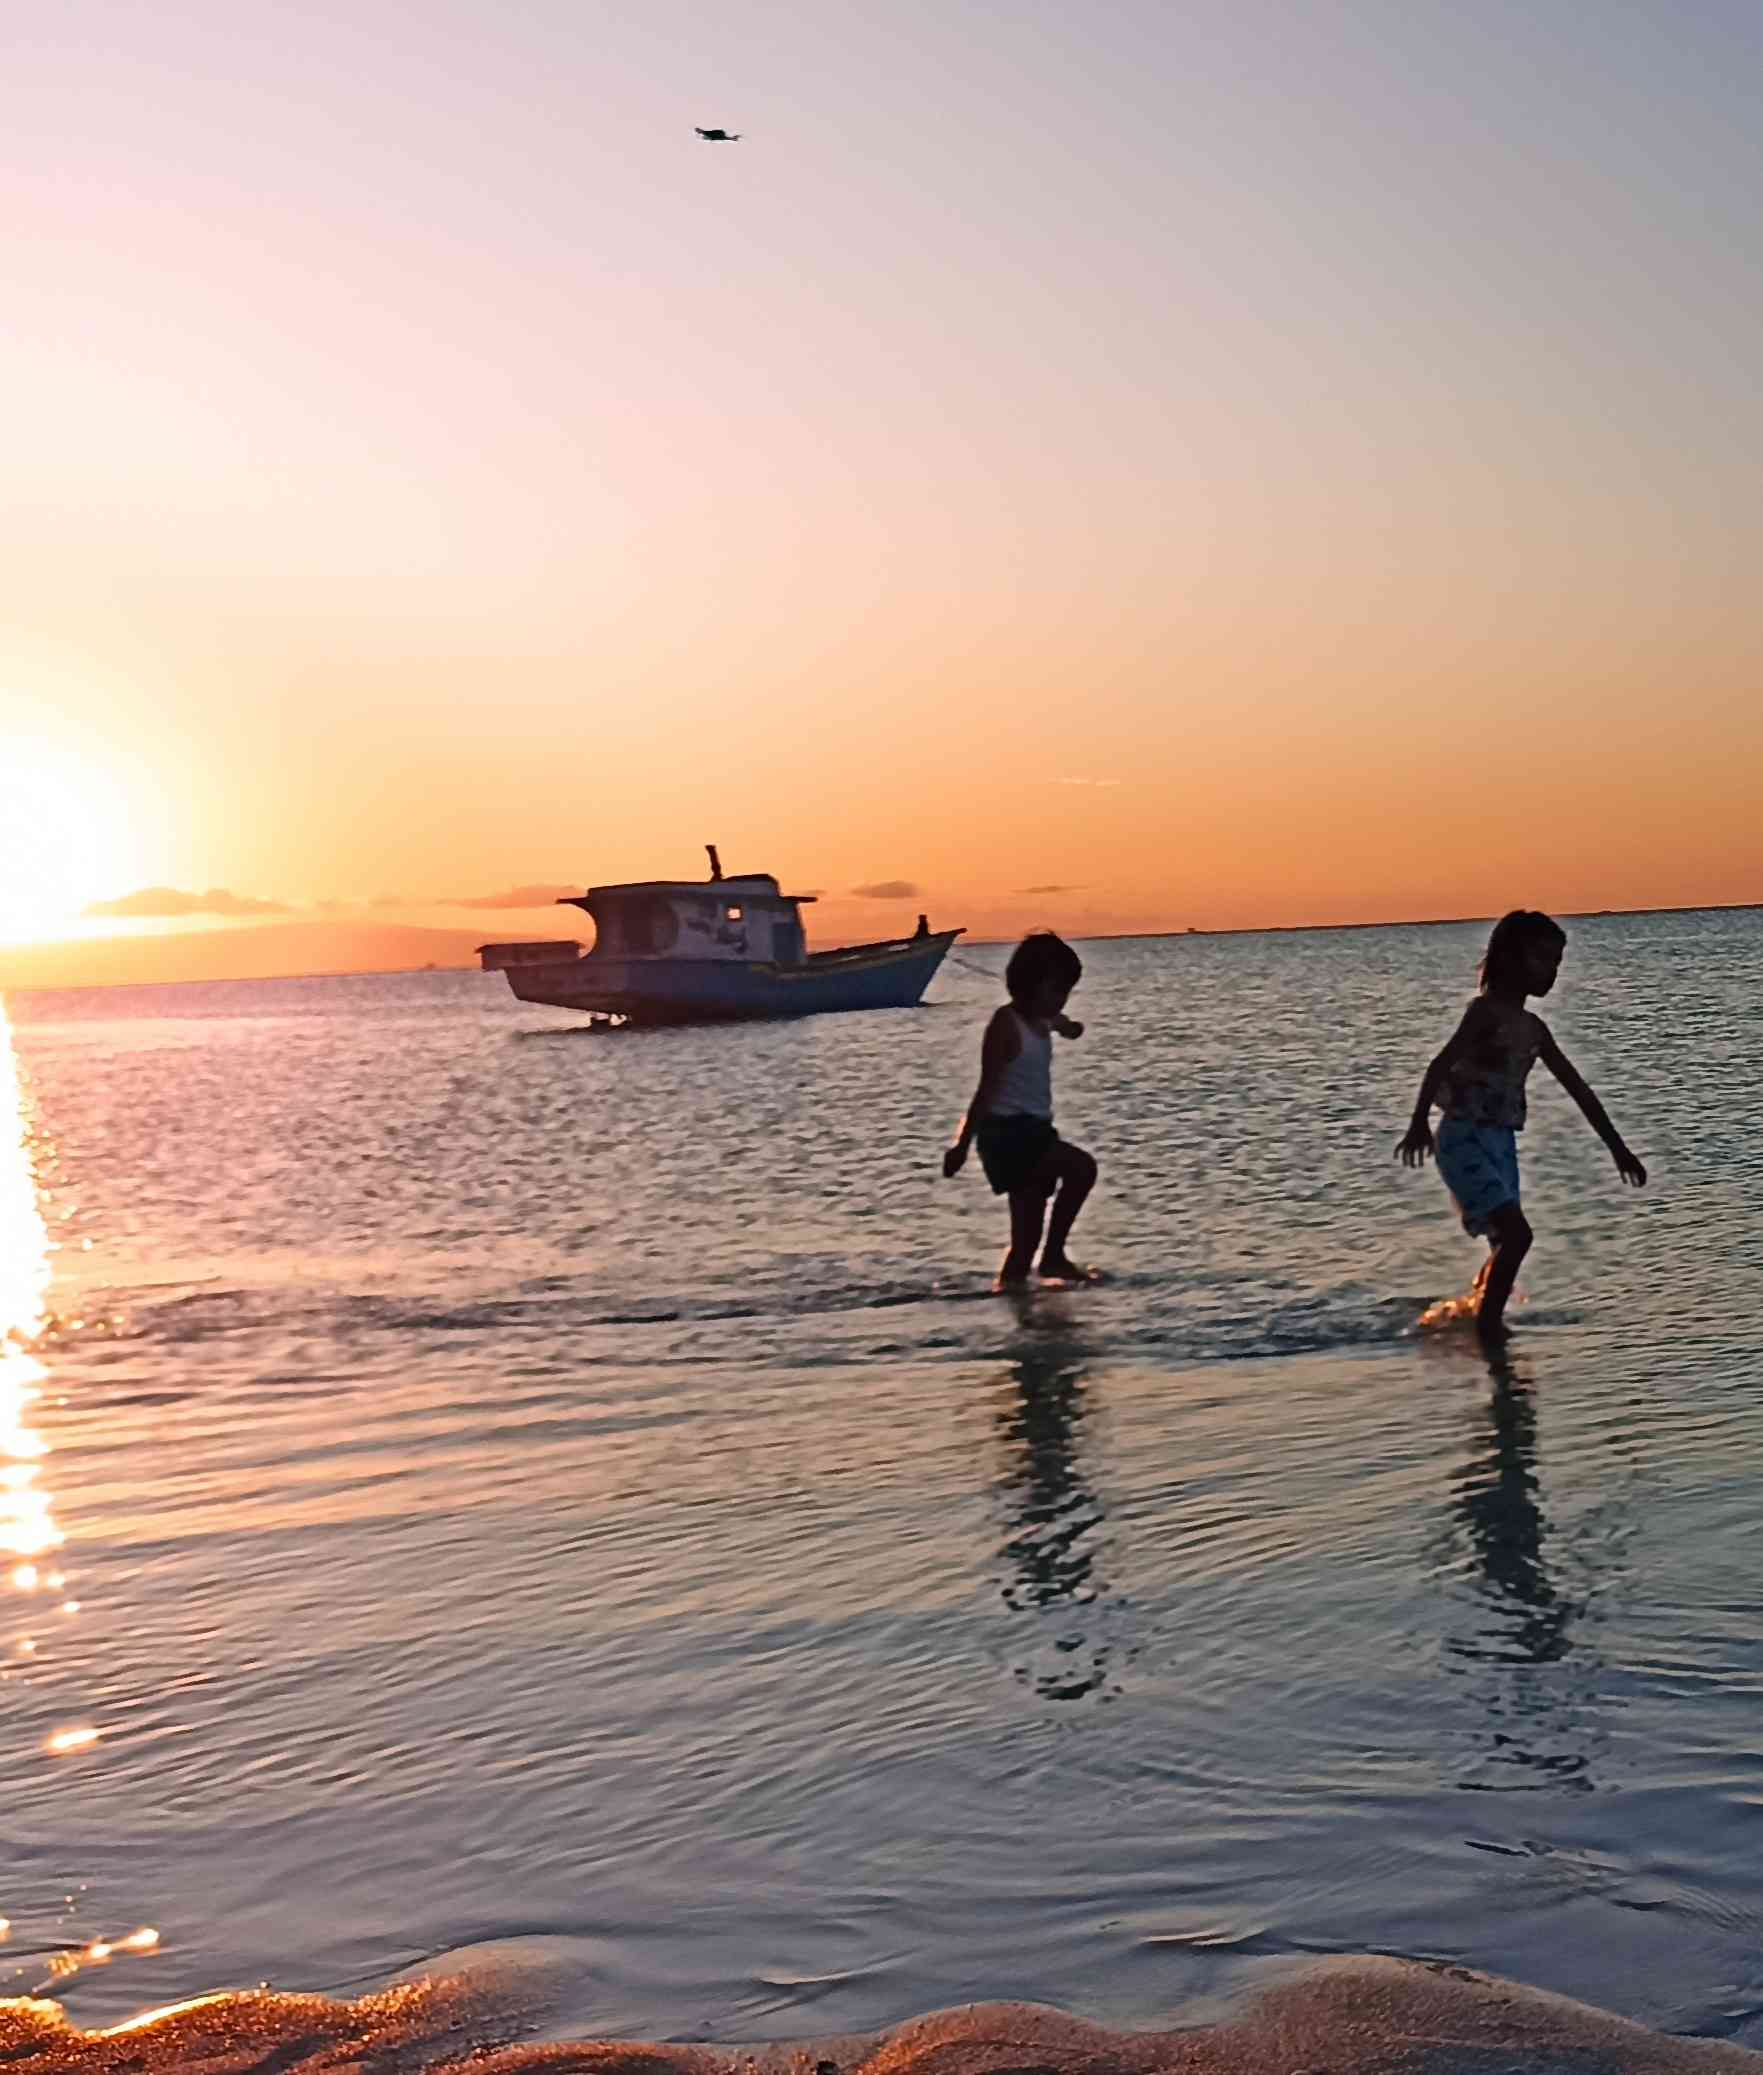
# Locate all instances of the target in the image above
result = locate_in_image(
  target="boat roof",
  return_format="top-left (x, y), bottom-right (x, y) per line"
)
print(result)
top-left (563, 875), bottom-right (817, 904)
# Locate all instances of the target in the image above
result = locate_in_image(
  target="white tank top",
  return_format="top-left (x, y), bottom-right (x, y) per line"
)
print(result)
top-left (991, 1008), bottom-right (1053, 1119)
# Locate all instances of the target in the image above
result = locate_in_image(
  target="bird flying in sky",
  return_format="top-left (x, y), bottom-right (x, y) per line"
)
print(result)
top-left (695, 127), bottom-right (741, 141)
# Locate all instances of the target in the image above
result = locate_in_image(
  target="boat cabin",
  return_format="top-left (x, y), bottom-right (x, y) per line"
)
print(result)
top-left (562, 873), bottom-right (814, 966)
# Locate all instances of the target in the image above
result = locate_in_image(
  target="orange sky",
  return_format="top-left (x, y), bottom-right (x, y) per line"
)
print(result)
top-left (5, 0), bottom-right (1761, 982)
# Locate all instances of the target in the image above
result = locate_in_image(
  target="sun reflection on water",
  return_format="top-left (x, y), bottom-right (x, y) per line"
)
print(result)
top-left (0, 999), bottom-right (60, 1593)
top-left (0, 1017), bottom-right (161, 2001)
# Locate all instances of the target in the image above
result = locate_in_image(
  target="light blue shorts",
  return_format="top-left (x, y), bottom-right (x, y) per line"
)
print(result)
top-left (1435, 1120), bottom-right (1521, 1238)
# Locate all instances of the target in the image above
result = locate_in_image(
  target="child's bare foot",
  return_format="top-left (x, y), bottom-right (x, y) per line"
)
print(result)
top-left (1039, 1254), bottom-right (1102, 1284)
top-left (1475, 1308), bottom-right (1513, 1344)
top-left (995, 1254), bottom-right (1034, 1290)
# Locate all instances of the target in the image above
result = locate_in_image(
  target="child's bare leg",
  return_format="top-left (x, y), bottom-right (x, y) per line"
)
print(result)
top-left (999, 1185), bottom-right (1049, 1287)
top-left (1039, 1142), bottom-right (1098, 1279)
top-left (1475, 1205), bottom-right (1532, 1339)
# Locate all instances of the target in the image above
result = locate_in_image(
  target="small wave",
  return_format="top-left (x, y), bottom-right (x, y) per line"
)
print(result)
top-left (371, 1280), bottom-right (1005, 1337)
top-left (109, 1262), bottom-right (1584, 1382)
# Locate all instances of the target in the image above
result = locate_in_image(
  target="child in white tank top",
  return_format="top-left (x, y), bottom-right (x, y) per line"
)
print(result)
top-left (943, 932), bottom-right (1100, 1287)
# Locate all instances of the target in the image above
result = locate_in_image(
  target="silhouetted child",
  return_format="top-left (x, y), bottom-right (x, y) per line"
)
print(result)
top-left (944, 932), bottom-right (1099, 1287)
top-left (1397, 909), bottom-right (1646, 1337)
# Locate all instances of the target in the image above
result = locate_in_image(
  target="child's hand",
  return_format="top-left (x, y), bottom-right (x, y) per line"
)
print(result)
top-left (1396, 1119), bottom-right (1434, 1167)
top-left (1614, 1144), bottom-right (1647, 1187)
top-left (1053, 1015), bottom-right (1084, 1040)
top-left (943, 1143), bottom-right (968, 1179)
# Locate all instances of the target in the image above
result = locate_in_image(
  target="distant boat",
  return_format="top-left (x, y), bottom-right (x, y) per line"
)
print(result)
top-left (479, 847), bottom-right (960, 1025)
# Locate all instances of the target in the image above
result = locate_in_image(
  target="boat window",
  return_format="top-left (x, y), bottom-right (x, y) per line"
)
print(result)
top-left (616, 895), bottom-right (679, 956)
top-left (725, 904), bottom-right (743, 921)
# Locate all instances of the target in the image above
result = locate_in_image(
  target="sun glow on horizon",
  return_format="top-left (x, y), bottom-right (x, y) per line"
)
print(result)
top-left (0, 740), bottom-right (146, 946)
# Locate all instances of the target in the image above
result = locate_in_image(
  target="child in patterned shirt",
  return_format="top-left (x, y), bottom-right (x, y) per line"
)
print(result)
top-left (1397, 909), bottom-right (1646, 1338)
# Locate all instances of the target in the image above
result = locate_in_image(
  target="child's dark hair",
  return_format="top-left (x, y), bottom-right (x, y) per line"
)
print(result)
top-left (1006, 930), bottom-right (1082, 1006)
top-left (1480, 909), bottom-right (1565, 994)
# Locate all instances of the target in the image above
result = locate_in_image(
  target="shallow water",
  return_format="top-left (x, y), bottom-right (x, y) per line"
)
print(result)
top-left (3, 911), bottom-right (1761, 2056)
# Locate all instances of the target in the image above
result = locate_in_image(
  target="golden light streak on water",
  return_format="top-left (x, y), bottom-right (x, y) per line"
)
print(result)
top-left (98, 1990), bottom-right (228, 2037)
top-left (40, 1927), bottom-right (161, 1985)
top-left (0, 998), bottom-right (60, 1598)
top-left (44, 1725), bottom-right (101, 1754)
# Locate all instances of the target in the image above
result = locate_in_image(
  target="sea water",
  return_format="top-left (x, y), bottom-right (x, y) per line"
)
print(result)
top-left (2, 910), bottom-right (1760, 2062)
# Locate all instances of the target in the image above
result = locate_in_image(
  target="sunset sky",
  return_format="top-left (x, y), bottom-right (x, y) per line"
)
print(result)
top-left (5, 0), bottom-right (1761, 974)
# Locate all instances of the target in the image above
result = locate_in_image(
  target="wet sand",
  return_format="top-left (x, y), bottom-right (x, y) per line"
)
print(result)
top-left (6, 1958), bottom-right (1761, 2074)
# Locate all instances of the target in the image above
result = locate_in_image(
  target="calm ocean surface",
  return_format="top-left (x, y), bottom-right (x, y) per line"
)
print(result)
top-left (3, 911), bottom-right (1761, 2058)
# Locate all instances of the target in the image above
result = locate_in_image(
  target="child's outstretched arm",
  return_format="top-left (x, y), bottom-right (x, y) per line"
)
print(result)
top-left (943, 1009), bottom-right (1019, 1177)
top-left (1395, 1002), bottom-right (1486, 1166)
top-left (1538, 1028), bottom-right (1647, 1186)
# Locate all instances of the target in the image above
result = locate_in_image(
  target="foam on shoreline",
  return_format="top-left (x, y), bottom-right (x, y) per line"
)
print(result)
top-left (4, 1957), bottom-right (1760, 2075)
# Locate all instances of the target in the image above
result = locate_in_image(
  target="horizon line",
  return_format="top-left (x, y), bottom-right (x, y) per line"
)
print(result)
top-left (3, 896), bottom-right (1759, 997)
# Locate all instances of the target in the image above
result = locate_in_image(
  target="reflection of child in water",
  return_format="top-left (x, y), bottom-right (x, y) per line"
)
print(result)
top-left (943, 932), bottom-right (1099, 1287)
top-left (1397, 909), bottom-right (1646, 1338)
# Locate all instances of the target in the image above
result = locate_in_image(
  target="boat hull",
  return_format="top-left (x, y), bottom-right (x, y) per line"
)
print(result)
top-left (500, 932), bottom-right (960, 1024)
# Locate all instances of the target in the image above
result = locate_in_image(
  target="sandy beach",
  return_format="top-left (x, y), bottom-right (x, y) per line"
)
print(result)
top-left (9, 1957), bottom-right (1763, 2074)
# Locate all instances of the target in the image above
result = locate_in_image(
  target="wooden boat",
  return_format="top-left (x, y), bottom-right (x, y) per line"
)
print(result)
top-left (479, 848), bottom-right (960, 1025)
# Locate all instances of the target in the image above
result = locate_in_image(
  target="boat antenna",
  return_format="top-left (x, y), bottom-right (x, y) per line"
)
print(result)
top-left (706, 843), bottom-right (723, 881)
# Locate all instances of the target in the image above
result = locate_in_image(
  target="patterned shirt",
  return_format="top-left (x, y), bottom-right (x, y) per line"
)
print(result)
top-left (1437, 1000), bottom-right (1546, 1130)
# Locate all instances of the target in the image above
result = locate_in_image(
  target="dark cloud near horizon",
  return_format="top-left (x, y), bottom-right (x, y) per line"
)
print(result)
top-left (84, 886), bottom-right (291, 919)
top-left (850, 880), bottom-right (920, 900)
top-left (368, 887), bottom-right (577, 911)
top-left (1018, 883), bottom-right (1082, 896)
top-left (446, 884), bottom-right (581, 910)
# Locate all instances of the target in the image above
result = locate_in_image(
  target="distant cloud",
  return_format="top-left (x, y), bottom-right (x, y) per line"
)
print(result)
top-left (851, 879), bottom-right (920, 900)
top-left (446, 884), bottom-right (580, 910)
top-left (84, 886), bottom-right (290, 919)
top-left (1018, 884), bottom-right (1082, 895)
top-left (1056, 777), bottom-right (1122, 789)
top-left (370, 894), bottom-right (412, 911)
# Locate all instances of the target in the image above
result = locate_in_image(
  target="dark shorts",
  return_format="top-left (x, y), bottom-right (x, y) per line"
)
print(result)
top-left (1435, 1119), bottom-right (1522, 1237)
top-left (976, 1115), bottom-right (1058, 1196)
